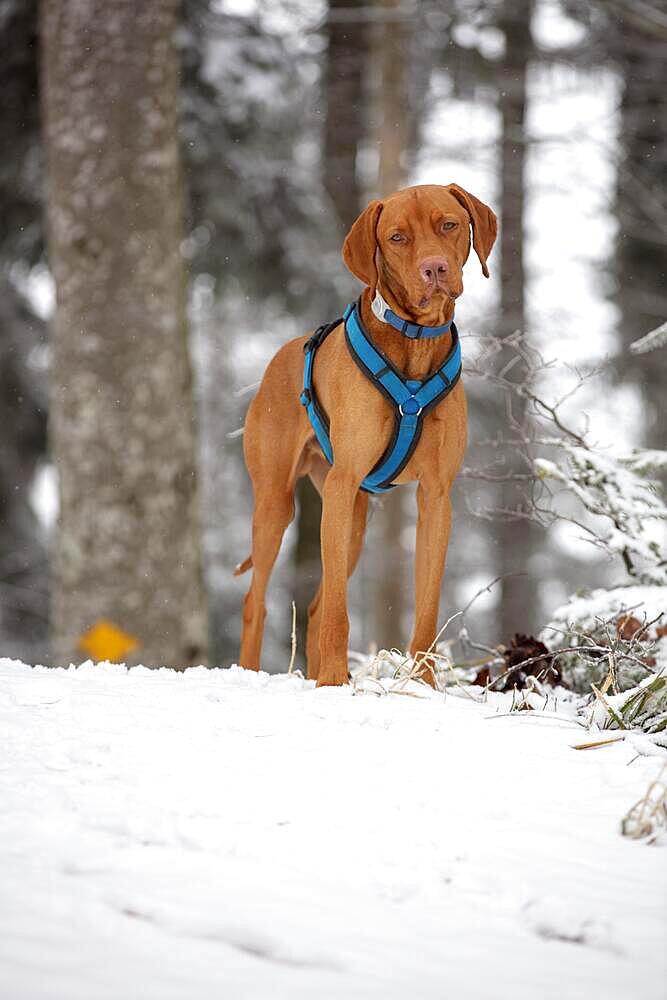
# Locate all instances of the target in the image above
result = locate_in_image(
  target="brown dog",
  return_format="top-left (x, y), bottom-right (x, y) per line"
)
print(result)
top-left (236, 184), bottom-right (497, 686)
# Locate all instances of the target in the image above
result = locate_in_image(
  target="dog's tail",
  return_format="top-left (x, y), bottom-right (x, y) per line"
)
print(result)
top-left (233, 555), bottom-right (253, 577)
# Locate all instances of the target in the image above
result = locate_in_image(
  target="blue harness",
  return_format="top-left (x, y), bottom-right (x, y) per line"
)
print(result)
top-left (300, 300), bottom-right (462, 494)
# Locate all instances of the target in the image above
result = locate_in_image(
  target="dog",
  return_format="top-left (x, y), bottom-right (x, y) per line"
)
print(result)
top-left (235, 183), bottom-right (497, 686)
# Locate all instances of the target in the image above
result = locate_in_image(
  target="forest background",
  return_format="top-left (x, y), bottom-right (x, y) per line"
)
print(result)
top-left (1, 0), bottom-right (665, 672)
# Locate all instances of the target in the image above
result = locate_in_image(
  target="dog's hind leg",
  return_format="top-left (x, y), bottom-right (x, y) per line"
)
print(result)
top-left (306, 488), bottom-right (368, 681)
top-left (238, 364), bottom-right (306, 671)
top-left (239, 484), bottom-right (294, 671)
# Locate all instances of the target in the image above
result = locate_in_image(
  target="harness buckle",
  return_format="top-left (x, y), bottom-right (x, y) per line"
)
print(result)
top-left (304, 325), bottom-right (324, 354)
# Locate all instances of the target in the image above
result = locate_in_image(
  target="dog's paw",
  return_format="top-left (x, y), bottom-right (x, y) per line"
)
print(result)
top-left (315, 670), bottom-right (350, 688)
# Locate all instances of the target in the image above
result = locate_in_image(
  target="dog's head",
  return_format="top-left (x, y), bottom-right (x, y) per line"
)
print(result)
top-left (343, 184), bottom-right (497, 323)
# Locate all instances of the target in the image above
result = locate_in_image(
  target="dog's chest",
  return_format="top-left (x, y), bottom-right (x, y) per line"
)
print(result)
top-left (385, 341), bottom-right (452, 382)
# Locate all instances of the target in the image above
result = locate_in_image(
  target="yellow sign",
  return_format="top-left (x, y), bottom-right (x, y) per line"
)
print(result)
top-left (78, 619), bottom-right (140, 662)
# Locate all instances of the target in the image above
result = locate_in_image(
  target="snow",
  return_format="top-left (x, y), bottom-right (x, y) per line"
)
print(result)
top-left (1, 658), bottom-right (665, 1000)
top-left (547, 585), bottom-right (667, 642)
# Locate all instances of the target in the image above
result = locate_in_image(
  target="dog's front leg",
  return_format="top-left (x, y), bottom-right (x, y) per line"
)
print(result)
top-left (317, 468), bottom-right (359, 686)
top-left (409, 481), bottom-right (453, 686)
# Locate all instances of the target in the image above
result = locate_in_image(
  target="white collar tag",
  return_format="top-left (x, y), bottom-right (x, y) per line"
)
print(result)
top-left (371, 289), bottom-right (391, 324)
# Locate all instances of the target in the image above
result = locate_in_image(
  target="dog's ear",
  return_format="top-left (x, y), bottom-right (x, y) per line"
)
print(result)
top-left (447, 184), bottom-right (497, 278)
top-left (342, 200), bottom-right (383, 287)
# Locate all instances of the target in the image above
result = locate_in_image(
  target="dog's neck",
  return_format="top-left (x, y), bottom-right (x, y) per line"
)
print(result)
top-left (358, 286), bottom-right (456, 382)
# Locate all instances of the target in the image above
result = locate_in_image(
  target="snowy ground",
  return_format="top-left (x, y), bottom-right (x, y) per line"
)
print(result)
top-left (1, 659), bottom-right (665, 1000)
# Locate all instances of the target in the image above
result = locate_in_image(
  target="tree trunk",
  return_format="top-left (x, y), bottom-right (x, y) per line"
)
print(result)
top-left (0, 280), bottom-right (48, 657)
top-left (372, 0), bottom-right (409, 651)
top-left (0, 0), bottom-right (48, 660)
top-left (41, 0), bottom-right (208, 668)
top-left (497, 0), bottom-right (537, 643)
top-left (323, 0), bottom-right (366, 236)
top-left (293, 0), bottom-right (368, 663)
top-left (614, 25), bottom-right (667, 448)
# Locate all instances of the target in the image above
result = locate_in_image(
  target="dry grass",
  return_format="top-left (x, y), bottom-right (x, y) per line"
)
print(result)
top-left (594, 672), bottom-right (667, 740)
top-left (621, 764), bottom-right (667, 843)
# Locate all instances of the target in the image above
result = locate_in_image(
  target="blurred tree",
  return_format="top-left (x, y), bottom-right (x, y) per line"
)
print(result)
top-left (178, 1), bottom-right (358, 666)
top-left (293, 0), bottom-right (369, 663)
top-left (496, 0), bottom-right (538, 641)
top-left (610, 5), bottom-right (667, 449)
top-left (0, 0), bottom-right (48, 658)
top-left (323, 0), bottom-right (367, 235)
top-left (41, 0), bottom-right (208, 667)
top-left (558, 1), bottom-right (667, 451)
top-left (180, 0), bottom-right (336, 309)
top-left (372, 0), bottom-right (410, 651)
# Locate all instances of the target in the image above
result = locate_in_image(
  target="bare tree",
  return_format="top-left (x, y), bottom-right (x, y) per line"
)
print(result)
top-left (41, 0), bottom-right (208, 667)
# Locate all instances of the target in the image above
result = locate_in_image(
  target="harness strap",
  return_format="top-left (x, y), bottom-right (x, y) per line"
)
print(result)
top-left (300, 302), bottom-right (462, 494)
top-left (300, 319), bottom-right (341, 465)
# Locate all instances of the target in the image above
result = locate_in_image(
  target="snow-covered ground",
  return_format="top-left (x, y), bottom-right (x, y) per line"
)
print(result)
top-left (1, 659), bottom-right (665, 1000)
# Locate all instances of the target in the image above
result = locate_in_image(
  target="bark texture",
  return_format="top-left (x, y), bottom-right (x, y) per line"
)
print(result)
top-left (42, 0), bottom-right (208, 667)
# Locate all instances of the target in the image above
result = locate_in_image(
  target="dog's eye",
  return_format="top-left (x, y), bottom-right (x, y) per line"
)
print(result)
top-left (441, 221), bottom-right (457, 232)
top-left (389, 233), bottom-right (405, 243)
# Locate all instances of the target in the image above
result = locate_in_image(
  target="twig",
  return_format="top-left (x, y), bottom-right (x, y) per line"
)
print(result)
top-left (287, 601), bottom-right (297, 675)
top-left (486, 709), bottom-right (586, 726)
top-left (573, 736), bottom-right (626, 750)
top-left (459, 572), bottom-right (525, 619)
top-left (412, 611), bottom-right (463, 690)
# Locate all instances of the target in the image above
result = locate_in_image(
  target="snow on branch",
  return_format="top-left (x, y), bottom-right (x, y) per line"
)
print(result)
top-left (460, 327), bottom-right (666, 586)
top-left (629, 320), bottom-right (667, 355)
top-left (535, 443), bottom-right (667, 585)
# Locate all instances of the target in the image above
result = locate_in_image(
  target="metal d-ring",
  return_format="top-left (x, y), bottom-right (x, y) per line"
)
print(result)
top-left (398, 399), bottom-right (423, 417)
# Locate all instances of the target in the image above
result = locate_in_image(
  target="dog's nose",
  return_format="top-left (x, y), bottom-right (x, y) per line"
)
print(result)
top-left (419, 256), bottom-right (449, 287)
